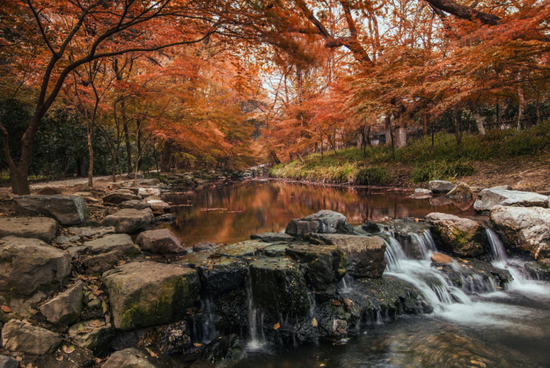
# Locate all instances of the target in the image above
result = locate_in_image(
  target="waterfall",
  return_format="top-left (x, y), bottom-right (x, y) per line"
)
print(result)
top-left (246, 275), bottom-right (266, 351)
top-left (486, 228), bottom-right (508, 268)
top-left (199, 297), bottom-right (218, 342)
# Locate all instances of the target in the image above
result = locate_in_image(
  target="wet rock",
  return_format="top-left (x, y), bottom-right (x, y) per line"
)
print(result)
top-left (431, 252), bottom-right (453, 264)
top-left (490, 206), bottom-right (550, 260)
top-left (102, 190), bottom-right (141, 205)
top-left (0, 217), bottom-right (58, 242)
top-left (286, 244), bottom-right (345, 291)
top-left (102, 347), bottom-right (173, 368)
top-left (154, 214), bottom-right (176, 223)
top-left (120, 200), bottom-right (151, 210)
top-left (136, 229), bottom-right (185, 255)
top-left (429, 180), bottom-right (454, 194)
top-left (33, 346), bottom-right (95, 368)
top-left (425, 213), bottom-right (484, 257)
top-left (411, 188), bottom-right (432, 199)
top-left (68, 226), bottom-right (115, 239)
top-left (264, 243), bottom-right (289, 257)
top-left (285, 210), bottom-right (354, 237)
top-left (249, 258), bottom-right (310, 316)
top-left (39, 281), bottom-right (83, 325)
top-left (215, 241), bottom-right (267, 258)
top-left (439, 259), bottom-right (512, 290)
top-left (147, 199), bottom-right (171, 213)
top-left (80, 250), bottom-right (125, 275)
top-left (193, 242), bottom-right (217, 252)
top-left (69, 319), bottom-right (114, 353)
top-left (0, 237), bottom-right (71, 295)
top-left (198, 334), bottom-right (246, 368)
top-left (523, 261), bottom-right (550, 281)
top-left (2, 319), bottom-right (62, 355)
top-left (101, 208), bottom-right (154, 233)
top-left (13, 195), bottom-right (87, 225)
top-left (379, 219), bottom-right (432, 259)
top-left (474, 188), bottom-right (548, 212)
top-left (361, 221), bottom-right (381, 233)
top-left (309, 234), bottom-right (387, 278)
top-left (136, 320), bottom-right (193, 355)
top-left (83, 234), bottom-right (140, 255)
top-left (103, 261), bottom-right (199, 330)
top-left (446, 182), bottom-right (474, 202)
top-left (197, 258), bottom-right (248, 294)
top-left (250, 232), bottom-right (294, 242)
top-left (0, 355), bottom-right (18, 368)
top-left (139, 179), bottom-right (161, 186)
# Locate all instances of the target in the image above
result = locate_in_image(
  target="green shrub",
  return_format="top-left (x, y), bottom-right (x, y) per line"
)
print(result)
top-left (411, 161), bottom-right (476, 183)
top-left (355, 166), bottom-right (394, 185)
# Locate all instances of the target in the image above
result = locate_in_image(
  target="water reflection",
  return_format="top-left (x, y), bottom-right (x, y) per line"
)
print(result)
top-left (163, 181), bottom-right (475, 247)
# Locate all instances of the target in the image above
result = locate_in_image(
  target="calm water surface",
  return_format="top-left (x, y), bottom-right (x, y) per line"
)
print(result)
top-left (163, 180), bottom-right (476, 247)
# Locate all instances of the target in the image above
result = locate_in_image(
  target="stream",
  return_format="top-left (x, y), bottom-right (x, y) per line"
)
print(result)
top-left (164, 181), bottom-right (550, 367)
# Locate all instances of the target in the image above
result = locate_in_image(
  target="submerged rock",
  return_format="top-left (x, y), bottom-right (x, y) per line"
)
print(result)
top-left (490, 205), bottom-right (550, 260)
top-left (101, 208), bottom-right (155, 233)
top-left (198, 334), bottom-right (246, 368)
top-left (309, 234), bottom-right (387, 278)
top-left (13, 194), bottom-right (87, 225)
top-left (103, 261), bottom-right (199, 330)
top-left (429, 180), bottom-right (454, 194)
top-left (411, 188), bottom-right (433, 199)
top-left (0, 217), bottom-right (58, 242)
top-left (425, 213), bottom-right (485, 257)
top-left (285, 210), bottom-right (354, 237)
top-left (474, 188), bottom-right (548, 212)
top-left (39, 281), bottom-right (83, 325)
top-left (0, 236), bottom-right (71, 295)
top-left (2, 319), bottom-right (62, 355)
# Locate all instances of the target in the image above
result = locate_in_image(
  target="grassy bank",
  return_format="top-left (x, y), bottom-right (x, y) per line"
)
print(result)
top-left (269, 121), bottom-right (550, 186)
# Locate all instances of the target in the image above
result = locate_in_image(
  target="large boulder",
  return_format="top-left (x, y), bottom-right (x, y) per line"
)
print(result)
top-left (249, 258), bottom-right (310, 317)
top-left (13, 195), bottom-right (87, 225)
top-left (445, 182), bottom-right (474, 202)
top-left (39, 281), bottom-right (83, 325)
top-left (68, 319), bottom-right (114, 353)
top-left (0, 217), bottom-right (58, 242)
top-left (490, 206), bottom-right (550, 260)
top-left (83, 234), bottom-right (140, 256)
top-left (2, 319), bottom-right (62, 355)
top-left (286, 244), bottom-right (346, 291)
top-left (425, 213), bottom-right (484, 257)
top-left (119, 200), bottom-right (151, 210)
top-left (0, 237), bottom-right (71, 295)
top-left (285, 210), bottom-right (353, 237)
top-left (102, 190), bottom-right (141, 205)
top-left (103, 262), bottom-right (199, 330)
top-left (102, 347), bottom-right (173, 368)
top-left (309, 234), bottom-right (387, 278)
top-left (474, 188), bottom-right (548, 212)
top-left (429, 180), bottom-right (454, 194)
top-left (101, 208), bottom-right (154, 233)
top-left (136, 229), bottom-right (185, 255)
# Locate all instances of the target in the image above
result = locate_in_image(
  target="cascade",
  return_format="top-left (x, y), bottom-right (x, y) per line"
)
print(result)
top-left (246, 274), bottom-right (267, 351)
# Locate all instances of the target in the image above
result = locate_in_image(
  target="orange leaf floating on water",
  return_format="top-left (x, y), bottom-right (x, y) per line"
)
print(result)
top-left (1, 305), bottom-right (12, 313)
top-left (273, 322), bottom-right (280, 330)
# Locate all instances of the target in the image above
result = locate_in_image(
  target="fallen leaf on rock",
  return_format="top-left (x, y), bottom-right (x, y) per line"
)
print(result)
top-left (1, 305), bottom-right (12, 313)
top-left (193, 343), bottom-right (203, 347)
top-left (62, 345), bottom-right (75, 354)
top-left (311, 318), bottom-right (318, 327)
top-left (274, 322), bottom-right (280, 330)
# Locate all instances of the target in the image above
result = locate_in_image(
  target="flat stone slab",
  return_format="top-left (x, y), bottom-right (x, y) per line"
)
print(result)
top-left (425, 212), bottom-right (484, 257)
top-left (2, 319), bottom-right (62, 355)
top-left (68, 226), bottom-right (115, 239)
top-left (0, 217), bottom-right (58, 242)
top-left (102, 347), bottom-right (171, 368)
top-left (0, 236), bottom-right (71, 295)
top-left (101, 208), bottom-right (154, 233)
top-left (474, 188), bottom-right (548, 212)
top-left (83, 234), bottom-right (140, 255)
top-left (13, 194), bottom-right (87, 225)
top-left (250, 232), bottom-right (294, 242)
top-left (68, 319), bottom-right (114, 353)
top-left (39, 281), bottom-right (83, 325)
top-left (102, 191), bottom-right (141, 205)
top-left (103, 261), bottom-right (199, 330)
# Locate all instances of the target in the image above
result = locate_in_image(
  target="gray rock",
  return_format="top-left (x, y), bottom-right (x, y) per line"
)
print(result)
top-left (127, 172), bottom-right (144, 180)
top-left (0, 355), bottom-right (18, 368)
top-left (0, 237), bottom-right (71, 295)
top-left (286, 244), bottom-right (345, 291)
top-left (0, 217), bottom-right (58, 242)
top-left (147, 199), bottom-right (170, 213)
top-left (83, 234), bottom-right (141, 255)
top-left (490, 206), bottom-right (550, 260)
top-left (53, 235), bottom-right (80, 247)
top-left (523, 261), bottom-right (550, 281)
top-left (285, 210), bottom-right (353, 237)
top-left (68, 226), bottom-right (115, 239)
top-left (200, 334), bottom-right (246, 367)
top-left (103, 262), bottom-right (199, 330)
top-left (101, 208), bottom-right (154, 233)
top-left (250, 232), bottom-right (294, 242)
top-left (37, 187), bottom-right (63, 195)
top-left (13, 195), bottom-right (87, 225)
top-left (102, 347), bottom-right (173, 368)
top-left (429, 180), bottom-right (454, 194)
top-left (474, 188), bottom-right (548, 212)
top-left (154, 214), bottom-right (176, 223)
top-left (80, 250), bottom-right (125, 275)
top-left (410, 188), bottom-right (433, 199)
top-left (193, 242), bottom-right (217, 252)
top-left (136, 229), bottom-right (185, 255)
top-left (69, 319), bottom-right (114, 353)
top-left (119, 200), bottom-right (151, 210)
top-left (39, 281), bottom-right (83, 325)
top-left (2, 319), bottom-right (62, 355)
top-left (139, 179), bottom-right (161, 186)
top-left (425, 213), bottom-right (484, 257)
top-left (102, 191), bottom-right (141, 205)
top-left (445, 182), bottom-right (474, 201)
top-left (309, 234), bottom-right (387, 278)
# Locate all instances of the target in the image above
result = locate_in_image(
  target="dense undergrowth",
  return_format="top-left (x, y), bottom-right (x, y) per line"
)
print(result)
top-left (269, 122), bottom-right (550, 184)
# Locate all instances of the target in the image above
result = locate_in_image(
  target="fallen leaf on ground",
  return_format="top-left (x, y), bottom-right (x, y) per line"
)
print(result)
top-left (274, 322), bottom-right (280, 330)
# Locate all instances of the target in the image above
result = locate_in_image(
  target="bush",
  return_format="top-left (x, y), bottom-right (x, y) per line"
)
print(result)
top-left (411, 160), bottom-right (476, 183)
top-left (355, 166), bottom-right (394, 185)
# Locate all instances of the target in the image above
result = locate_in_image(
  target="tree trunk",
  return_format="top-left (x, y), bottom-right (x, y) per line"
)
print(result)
top-left (124, 122), bottom-right (132, 174)
top-left (87, 131), bottom-right (94, 189)
top-left (454, 113), bottom-right (462, 157)
top-left (473, 112), bottom-right (486, 136)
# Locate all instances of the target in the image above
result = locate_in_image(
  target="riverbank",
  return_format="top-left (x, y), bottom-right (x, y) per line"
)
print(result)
top-left (269, 126), bottom-right (550, 192)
